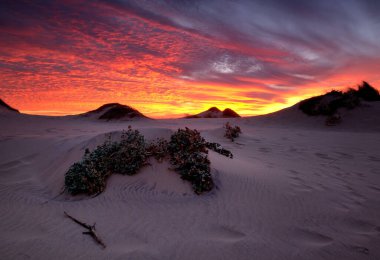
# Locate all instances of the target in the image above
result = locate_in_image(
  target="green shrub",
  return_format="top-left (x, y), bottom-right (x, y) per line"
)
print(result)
top-left (146, 138), bottom-right (169, 162)
top-left (168, 128), bottom-right (213, 194)
top-left (109, 127), bottom-right (147, 175)
top-left (299, 91), bottom-right (343, 116)
top-left (299, 82), bottom-right (380, 118)
top-left (224, 122), bottom-right (241, 141)
top-left (357, 81), bottom-right (380, 101)
top-left (64, 142), bottom-right (116, 195)
top-left (168, 127), bottom-right (208, 156)
top-left (206, 142), bottom-right (233, 158)
top-left (172, 152), bottom-right (213, 194)
top-left (342, 88), bottom-right (361, 109)
top-left (65, 127), bottom-right (234, 196)
top-left (64, 127), bottom-right (147, 195)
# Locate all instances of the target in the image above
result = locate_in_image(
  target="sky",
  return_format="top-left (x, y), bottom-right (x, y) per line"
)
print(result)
top-left (1, 0), bottom-right (380, 118)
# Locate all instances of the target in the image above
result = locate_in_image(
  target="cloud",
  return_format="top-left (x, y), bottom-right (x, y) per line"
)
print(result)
top-left (0, 0), bottom-right (380, 117)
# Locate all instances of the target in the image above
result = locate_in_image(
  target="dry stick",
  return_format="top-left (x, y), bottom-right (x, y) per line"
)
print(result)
top-left (64, 211), bottom-right (106, 249)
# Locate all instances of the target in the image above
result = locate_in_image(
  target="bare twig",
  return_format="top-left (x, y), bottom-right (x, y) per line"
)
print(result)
top-left (64, 211), bottom-right (106, 249)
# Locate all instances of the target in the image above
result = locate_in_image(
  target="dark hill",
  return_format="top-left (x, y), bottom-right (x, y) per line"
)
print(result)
top-left (299, 81), bottom-right (380, 117)
top-left (0, 99), bottom-right (19, 113)
top-left (83, 103), bottom-right (148, 120)
top-left (186, 107), bottom-right (240, 118)
top-left (222, 108), bottom-right (240, 118)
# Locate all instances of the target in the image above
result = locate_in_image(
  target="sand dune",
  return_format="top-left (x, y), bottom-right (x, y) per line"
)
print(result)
top-left (247, 101), bottom-right (380, 132)
top-left (0, 99), bottom-right (19, 114)
top-left (0, 107), bottom-right (380, 259)
top-left (79, 103), bottom-right (149, 121)
top-left (186, 107), bottom-right (240, 118)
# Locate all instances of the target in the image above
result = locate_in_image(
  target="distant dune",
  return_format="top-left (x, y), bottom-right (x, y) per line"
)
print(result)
top-left (0, 99), bottom-right (19, 113)
top-left (81, 103), bottom-right (148, 120)
top-left (186, 107), bottom-right (240, 118)
top-left (246, 100), bottom-right (380, 131)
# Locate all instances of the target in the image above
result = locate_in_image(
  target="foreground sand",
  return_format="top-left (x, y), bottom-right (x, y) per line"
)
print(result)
top-left (0, 111), bottom-right (380, 259)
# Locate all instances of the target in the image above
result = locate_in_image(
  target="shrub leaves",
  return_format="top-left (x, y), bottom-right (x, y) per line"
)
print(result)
top-left (65, 126), bottom-right (236, 196)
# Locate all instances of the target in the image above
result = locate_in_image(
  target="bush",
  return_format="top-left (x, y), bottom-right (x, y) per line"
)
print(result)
top-left (173, 152), bottom-right (213, 194)
top-left (108, 127), bottom-right (147, 175)
top-left (65, 127), bottom-right (234, 196)
top-left (224, 122), bottom-right (241, 141)
top-left (299, 91), bottom-right (344, 116)
top-left (299, 82), bottom-right (380, 118)
top-left (357, 81), bottom-right (380, 101)
top-left (64, 141), bottom-right (117, 195)
top-left (146, 138), bottom-right (169, 162)
top-left (64, 127), bottom-right (147, 195)
top-left (168, 128), bottom-right (213, 194)
top-left (342, 88), bottom-right (361, 109)
top-left (168, 127), bottom-right (208, 156)
top-left (206, 142), bottom-right (233, 158)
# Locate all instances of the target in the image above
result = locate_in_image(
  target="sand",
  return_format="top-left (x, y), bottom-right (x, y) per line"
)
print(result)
top-left (0, 104), bottom-right (380, 259)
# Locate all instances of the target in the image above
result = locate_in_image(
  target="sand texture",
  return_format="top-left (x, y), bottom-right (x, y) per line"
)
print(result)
top-left (0, 104), bottom-right (380, 259)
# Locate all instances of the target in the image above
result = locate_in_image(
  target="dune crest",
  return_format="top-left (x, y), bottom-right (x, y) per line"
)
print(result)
top-left (81, 103), bottom-right (148, 120)
top-left (0, 99), bottom-right (19, 113)
top-left (186, 107), bottom-right (240, 118)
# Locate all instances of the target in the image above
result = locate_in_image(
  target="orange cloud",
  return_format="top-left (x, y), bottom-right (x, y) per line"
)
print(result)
top-left (1, 1), bottom-right (380, 118)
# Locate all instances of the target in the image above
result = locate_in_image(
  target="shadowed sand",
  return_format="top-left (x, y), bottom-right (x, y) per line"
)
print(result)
top-left (0, 102), bottom-right (380, 259)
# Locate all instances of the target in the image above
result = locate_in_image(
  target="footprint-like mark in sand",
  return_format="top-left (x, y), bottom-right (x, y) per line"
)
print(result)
top-left (0, 159), bottom-right (25, 170)
top-left (368, 155), bottom-right (380, 162)
top-left (343, 185), bottom-right (367, 207)
top-left (0, 153), bottom-right (36, 172)
top-left (293, 228), bottom-right (333, 246)
top-left (341, 218), bottom-right (377, 235)
top-left (251, 138), bottom-right (261, 143)
top-left (207, 225), bottom-right (246, 243)
top-left (339, 218), bottom-right (380, 247)
top-left (288, 170), bottom-right (314, 192)
top-left (287, 147), bottom-right (300, 154)
top-left (347, 245), bottom-right (370, 255)
top-left (259, 147), bottom-right (271, 153)
top-left (315, 153), bottom-right (334, 160)
top-left (375, 226), bottom-right (380, 234)
top-left (335, 152), bottom-right (354, 159)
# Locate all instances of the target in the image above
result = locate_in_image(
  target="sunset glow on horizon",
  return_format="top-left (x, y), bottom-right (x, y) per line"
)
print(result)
top-left (1, 0), bottom-right (380, 118)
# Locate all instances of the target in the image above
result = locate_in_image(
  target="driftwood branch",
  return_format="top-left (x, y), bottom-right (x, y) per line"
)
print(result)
top-left (64, 211), bottom-right (106, 249)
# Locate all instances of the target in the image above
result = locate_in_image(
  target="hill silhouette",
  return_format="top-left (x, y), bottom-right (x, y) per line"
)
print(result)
top-left (0, 99), bottom-right (19, 113)
top-left (83, 103), bottom-right (148, 120)
top-left (299, 81), bottom-right (380, 117)
top-left (186, 107), bottom-right (240, 118)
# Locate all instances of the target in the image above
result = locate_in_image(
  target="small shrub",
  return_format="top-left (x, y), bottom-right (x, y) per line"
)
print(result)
top-left (357, 81), bottom-right (380, 101)
top-left (168, 127), bottom-right (208, 156)
top-left (108, 127), bottom-right (147, 175)
top-left (64, 141), bottom-right (116, 195)
top-left (146, 138), bottom-right (169, 162)
top-left (64, 127), bottom-right (148, 195)
top-left (299, 82), bottom-right (380, 120)
top-left (206, 142), bottom-right (233, 158)
top-left (224, 122), bottom-right (241, 141)
top-left (173, 153), bottom-right (213, 194)
top-left (168, 128), bottom-right (213, 194)
top-left (342, 88), bottom-right (361, 109)
top-left (299, 91), bottom-right (343, 116)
